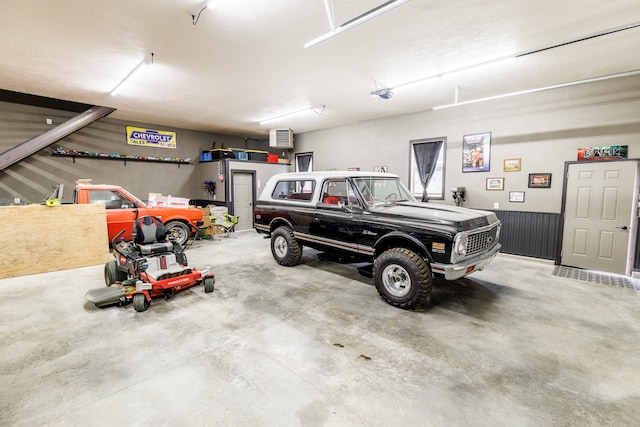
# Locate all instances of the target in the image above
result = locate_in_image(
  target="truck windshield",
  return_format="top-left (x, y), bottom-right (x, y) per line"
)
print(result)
top-left (353, 177), bottom-right (416, 207)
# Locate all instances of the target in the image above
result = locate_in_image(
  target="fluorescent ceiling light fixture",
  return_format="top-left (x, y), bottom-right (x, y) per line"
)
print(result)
top-left (304, 0), bottom-right (410, 49)
top-left (432, 69), bottom-right (640, 110)
top-left (323, 0), bottom-right (336, 30)
top-left (391, 21), bottom-right (640, 93)
top-left (393, 56), bottom-right (517, 92)
top-left (110, 54), bottom-right (153, 96)
top-left (259, 106), bottom-right (325, 125)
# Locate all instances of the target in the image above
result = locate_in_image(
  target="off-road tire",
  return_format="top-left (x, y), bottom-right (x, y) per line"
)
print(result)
top-left (204, 277), bottom-right (215, 293)
top-left (373, 248), bottom-right (432, 309)
top-left (104, 260), bottom-right (127, 286)
top-left (133, 293), bottom-right (150, 312)
top-left (165, 221), bottom-right (191, 246)
top-left (271, 226), bottom-right (303, 266)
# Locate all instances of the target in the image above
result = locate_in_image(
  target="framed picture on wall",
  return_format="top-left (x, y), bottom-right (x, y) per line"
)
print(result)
top-left (486, 177), bottom-right (504, 191)
top-left (509, 191), bottom-right (525, 202)
top-left (503, 158), bottom-right (521, 172)
top-left (528, 173), bottom-right (552, 188)
top-left (462, 132), bottom-right (491, 172)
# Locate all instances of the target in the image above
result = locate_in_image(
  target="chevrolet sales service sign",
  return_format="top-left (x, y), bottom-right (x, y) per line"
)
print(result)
top-left (126, 126), bottom-right (177, 149)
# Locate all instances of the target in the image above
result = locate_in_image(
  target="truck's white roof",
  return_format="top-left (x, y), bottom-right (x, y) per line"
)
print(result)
top-left (268, 171), bottom-right (399, 180)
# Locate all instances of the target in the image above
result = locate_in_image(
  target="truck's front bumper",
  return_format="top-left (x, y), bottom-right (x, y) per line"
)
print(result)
top-left (431, 243), bottom-right (501, 281)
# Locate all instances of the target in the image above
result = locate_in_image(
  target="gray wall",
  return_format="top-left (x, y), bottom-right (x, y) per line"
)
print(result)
top-left (197, 159), bottom-right (290, 205)
top-left (294, 75), bottom-right (640, 213)
top-left (0, 101), bottom-right (275, 204)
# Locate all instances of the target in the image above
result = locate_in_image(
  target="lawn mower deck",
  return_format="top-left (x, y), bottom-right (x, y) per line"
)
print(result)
top-left (86, 216), bottom-right (215, 312)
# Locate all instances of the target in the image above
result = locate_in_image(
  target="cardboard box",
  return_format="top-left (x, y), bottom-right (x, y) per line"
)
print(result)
top-left (200, 207), bottom-right (211, 227)
top-left (211, 225), bottom-right (225, 235)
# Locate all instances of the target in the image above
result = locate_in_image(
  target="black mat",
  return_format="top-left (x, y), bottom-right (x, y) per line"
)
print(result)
top-left (552, 265), bottom-right (640, 290)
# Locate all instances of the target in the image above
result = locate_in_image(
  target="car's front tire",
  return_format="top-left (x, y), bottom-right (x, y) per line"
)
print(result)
top-left (165, 221), bottom-right (191, 246)
top-left (271, 226), bottom-right (303, 266)
top-left (373, 248), bottom-right (432, 309)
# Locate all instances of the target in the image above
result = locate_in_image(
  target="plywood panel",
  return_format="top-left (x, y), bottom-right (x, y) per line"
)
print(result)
top-left (0, 204), bottom-right (111, 279)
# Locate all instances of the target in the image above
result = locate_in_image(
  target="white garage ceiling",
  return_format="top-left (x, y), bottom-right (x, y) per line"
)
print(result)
top-left (0, 0), bottom-right (639, 138)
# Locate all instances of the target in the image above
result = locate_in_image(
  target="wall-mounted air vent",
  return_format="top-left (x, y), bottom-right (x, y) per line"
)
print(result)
top-left (269, 129), bottom-right (294, 149)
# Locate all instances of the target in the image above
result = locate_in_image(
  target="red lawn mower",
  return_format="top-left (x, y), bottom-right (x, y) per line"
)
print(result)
top-left (86, 216), bottom-right (215, 312)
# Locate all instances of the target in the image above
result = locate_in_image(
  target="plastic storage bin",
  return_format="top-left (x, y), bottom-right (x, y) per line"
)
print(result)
top-left (247, 150), bottom-right (268, 161)
top-left (210, 148), bottom-right (235, 160)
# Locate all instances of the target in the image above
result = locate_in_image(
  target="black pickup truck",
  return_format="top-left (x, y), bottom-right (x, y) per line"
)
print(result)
top-left (254, 171), bottom-right (501, 309)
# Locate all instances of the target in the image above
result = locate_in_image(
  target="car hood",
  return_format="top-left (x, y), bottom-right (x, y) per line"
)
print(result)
top-left (369, 201), bottom-right (498, 231)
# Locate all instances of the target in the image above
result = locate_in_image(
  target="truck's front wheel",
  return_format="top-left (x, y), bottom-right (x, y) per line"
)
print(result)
top-left (373, 248), bottom-right (432, 309)
top-left (271, 226), bottom-right (302, 266)
top-left (165, 221), bottom-right (190, 246)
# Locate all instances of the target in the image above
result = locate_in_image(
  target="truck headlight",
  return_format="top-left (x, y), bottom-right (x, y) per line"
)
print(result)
top-left (454, 233), bottom-right (468, 261)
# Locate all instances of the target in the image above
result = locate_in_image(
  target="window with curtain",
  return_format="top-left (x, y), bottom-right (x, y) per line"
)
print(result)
top-left (295, 152), bottom-right (313, 193)
top-left (295, 152), bottom-right (313, 172)
top-left (410, 138), bottom-right (446, 201)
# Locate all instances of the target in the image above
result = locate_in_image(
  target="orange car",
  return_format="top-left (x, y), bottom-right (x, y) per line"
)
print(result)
top-left (73, 180), bottom-right (202, 246)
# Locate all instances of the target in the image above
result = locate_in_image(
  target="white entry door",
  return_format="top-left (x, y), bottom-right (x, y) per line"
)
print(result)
top-left (561, 161), bottom-right (638, 274)
top-left (232, 172), bottom-right (254, 231)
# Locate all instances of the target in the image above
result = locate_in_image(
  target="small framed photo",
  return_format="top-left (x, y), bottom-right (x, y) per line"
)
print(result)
top-left (486, 177), bottom-right (504, 191)
top-left (509, 191), bottom-right (525, 202)
top-left (373, 166), bottom-right (388, 173)
top-left (528, 173), bottom-right (552, 188)
top-left (503, 158), bottom-right (521, 172)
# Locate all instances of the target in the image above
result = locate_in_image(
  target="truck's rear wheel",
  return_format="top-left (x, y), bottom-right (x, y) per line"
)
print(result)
top-left (373, 248), bottom-right (432, 309)
top-left (271, 226), bottom-right (302, 266)
top-left (165, 221), bottom-right (190, 246)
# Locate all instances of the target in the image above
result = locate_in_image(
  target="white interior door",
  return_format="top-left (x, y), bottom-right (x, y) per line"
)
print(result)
top-left (232, 172), bottom-right (254, 231)
top-left (561, 161), bottom-right (638, 274)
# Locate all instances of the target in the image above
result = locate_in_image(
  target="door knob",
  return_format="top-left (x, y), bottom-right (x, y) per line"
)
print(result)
top-left (616, 225), bottom-right (629, 230)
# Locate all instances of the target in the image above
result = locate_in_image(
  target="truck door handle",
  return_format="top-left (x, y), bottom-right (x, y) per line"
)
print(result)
top-left (616, 226), bottom-right (628, 230)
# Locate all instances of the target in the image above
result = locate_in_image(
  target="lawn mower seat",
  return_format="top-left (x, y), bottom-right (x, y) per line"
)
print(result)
top-left (134, 216), bottom-right (174, 255)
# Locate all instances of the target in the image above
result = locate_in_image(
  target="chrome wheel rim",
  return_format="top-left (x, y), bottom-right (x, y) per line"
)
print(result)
top-left (168, 227), bottom-right (187, 245)
top-left (381, 264), bottom-right (411, 297)
top-left (274, 235), bottom-right (288, 258)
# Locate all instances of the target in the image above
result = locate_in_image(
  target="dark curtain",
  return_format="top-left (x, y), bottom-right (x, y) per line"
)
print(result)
top-left (296, 153), bottom-right (312, 172)
top-left (413, 140), bottom-right (443, 202)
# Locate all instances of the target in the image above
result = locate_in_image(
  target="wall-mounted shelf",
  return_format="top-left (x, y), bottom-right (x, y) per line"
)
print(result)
top-left (52, 148), bottom-right (192, 168)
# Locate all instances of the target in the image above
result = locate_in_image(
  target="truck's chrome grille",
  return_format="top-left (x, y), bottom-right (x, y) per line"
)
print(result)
top-left (467, 224), bottom-right (499, 256)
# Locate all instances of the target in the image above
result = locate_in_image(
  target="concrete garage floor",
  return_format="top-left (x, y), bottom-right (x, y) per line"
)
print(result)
top-left (1, 231), bottom-right (639, 426)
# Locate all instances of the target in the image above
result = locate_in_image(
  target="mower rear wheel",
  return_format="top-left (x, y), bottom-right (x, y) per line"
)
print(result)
top-left (104, 260), bottom-right (127, 286)
top-left (133, 294), bottom-right (150, 312)
top-left (204, 277), bottom-right (215, 293)
top-left (176, 251), bottom-right (188, 266)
